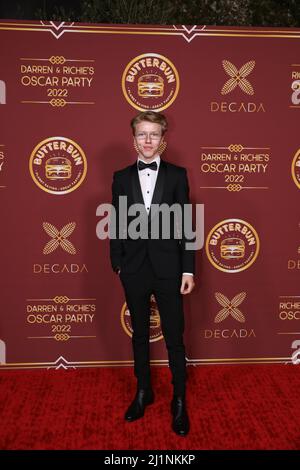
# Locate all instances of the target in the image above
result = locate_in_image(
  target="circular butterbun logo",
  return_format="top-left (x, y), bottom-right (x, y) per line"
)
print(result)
top-left (206, 218), bottom-right (260, 273)
top-left (121, 294), bottom-right (163, 342)
top-left (29, 137), bottom-right (87, 195)
top-left (122, 53), bottom-right (180, 111)
top-left (292, 149), bottom-right (300, 189)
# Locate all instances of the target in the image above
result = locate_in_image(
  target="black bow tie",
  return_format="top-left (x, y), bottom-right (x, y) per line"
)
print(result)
top-left (138, 160), bottom-right (158, 171)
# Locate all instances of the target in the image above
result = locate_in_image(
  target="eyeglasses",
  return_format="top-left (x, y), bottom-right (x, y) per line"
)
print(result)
top-left (135, 132), bottom-right (162, 141)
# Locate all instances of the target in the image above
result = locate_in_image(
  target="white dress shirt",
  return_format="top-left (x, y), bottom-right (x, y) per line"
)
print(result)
top-left (137, 155), bottom-right (193, 277)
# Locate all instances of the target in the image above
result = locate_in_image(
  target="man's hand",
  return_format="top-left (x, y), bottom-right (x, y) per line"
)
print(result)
top-left (180, 274), bottom-right (195, 295)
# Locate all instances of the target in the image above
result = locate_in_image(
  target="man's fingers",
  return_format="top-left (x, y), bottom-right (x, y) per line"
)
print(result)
top-left (180, 278), bottom-right (195, 295)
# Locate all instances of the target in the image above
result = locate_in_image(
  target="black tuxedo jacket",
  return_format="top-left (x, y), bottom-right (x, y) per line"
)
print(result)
top-left (110, 159), bottom-right (195, 279)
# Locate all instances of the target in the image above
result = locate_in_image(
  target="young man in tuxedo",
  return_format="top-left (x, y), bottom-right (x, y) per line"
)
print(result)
top-left (110, 111), bottom-right (195, 436)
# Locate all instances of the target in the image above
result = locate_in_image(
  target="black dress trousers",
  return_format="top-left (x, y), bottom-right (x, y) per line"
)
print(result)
top-left (120, 253), bottom-right (186, 396)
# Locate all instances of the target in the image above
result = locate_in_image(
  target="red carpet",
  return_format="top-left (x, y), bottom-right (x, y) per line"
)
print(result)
top-left (0, 364), bottom-right (300, 450)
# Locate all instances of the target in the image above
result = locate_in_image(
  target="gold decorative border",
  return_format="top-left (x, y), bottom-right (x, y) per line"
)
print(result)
top-left (0, 21), bottom-right (300, 40)
top-left (0, 356), bottom-right (291, 369)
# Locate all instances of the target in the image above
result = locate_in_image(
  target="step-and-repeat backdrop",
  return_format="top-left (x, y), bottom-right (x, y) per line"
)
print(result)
top-left (1, 20), bottom-right (300, 369)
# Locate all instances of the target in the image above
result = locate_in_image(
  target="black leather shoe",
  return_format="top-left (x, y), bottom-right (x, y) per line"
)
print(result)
top-left (171, 396), bottom-right (190, 436)
top-left (125, 389), bottom-right (154, 422)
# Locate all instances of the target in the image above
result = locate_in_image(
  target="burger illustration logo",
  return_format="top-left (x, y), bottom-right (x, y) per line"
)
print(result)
top-left (121, 294), bottom-right (163, 342)
top-left (138, 74), bottom-right (164, 98)
top-left (29, 137), bottom-right (87, 195)
top-left (220, 238), bottom-right (245, 259)
top-left (45, 157), bottom-right (72, 180)
top-left (206, 219), bottom-right (260, 273)
top-left (122, 53), bottom-right (179, 111)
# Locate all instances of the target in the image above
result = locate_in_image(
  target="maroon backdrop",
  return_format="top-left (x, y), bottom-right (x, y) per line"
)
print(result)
top-left (1, 20), bottom-right (300, 369)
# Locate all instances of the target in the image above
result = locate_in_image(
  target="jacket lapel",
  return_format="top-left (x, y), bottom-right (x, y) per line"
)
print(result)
top-left (149, 159), bottom-right (166, 220)
top-left (131, 162), bottom-right (144, 205)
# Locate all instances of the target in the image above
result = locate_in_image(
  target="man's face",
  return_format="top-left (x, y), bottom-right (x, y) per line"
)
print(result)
top-left (134, 121), bottom-right (164, 161)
